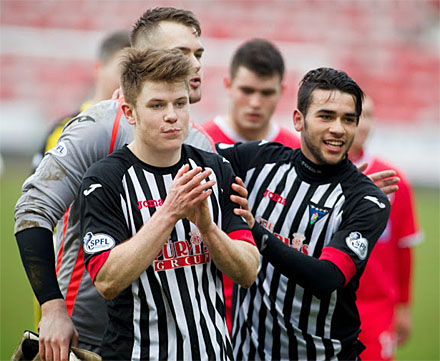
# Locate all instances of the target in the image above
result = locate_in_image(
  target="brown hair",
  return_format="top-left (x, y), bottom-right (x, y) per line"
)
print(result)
top-left (230, 39), bottom-right (284, 80)
top-left (131, 7), bottom-right (201, 48)
top-left (121, 48), bottom-right (192, 105)
top-left (98, 30), bottom-right (130, 63)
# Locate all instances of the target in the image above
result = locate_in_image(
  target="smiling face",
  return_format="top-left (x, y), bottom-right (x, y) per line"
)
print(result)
top-left (294, 89), bottom-right (358, 165)
top-left (143, 21), bottom-right (204, 104)
top-left (124, 80), bottom-right (190, 166)
top-left (226, 66), bottom-right (282, 140)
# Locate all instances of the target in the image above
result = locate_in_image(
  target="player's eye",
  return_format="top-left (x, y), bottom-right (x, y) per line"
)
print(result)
top-left (175, 100), bottom-right (187, 108)
top-left (241, 87), bottom-right (254, 95)
top-left (262, 90), bottom-right (276, 97)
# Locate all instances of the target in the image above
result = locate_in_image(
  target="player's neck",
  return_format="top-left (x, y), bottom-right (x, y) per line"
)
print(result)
top-left (128, 141), bottom-right (182, 168)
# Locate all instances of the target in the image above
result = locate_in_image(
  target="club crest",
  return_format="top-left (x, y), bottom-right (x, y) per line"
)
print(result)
top-left (308, 204), bottom-right (329, 225)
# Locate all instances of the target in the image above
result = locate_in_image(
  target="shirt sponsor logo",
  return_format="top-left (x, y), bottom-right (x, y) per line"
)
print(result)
top-left (257, 217), bottom-right (309, 255)
top-left (308, 204), bottom-right (329, 225)
top-left (153, 230), bottom-right (210, 271)
top-left (50, 141), bottom-right (68, 157)
top-left (263, 189), bottom-right (286, 205)
top-left (83, 232), bottom-right (115, 254)
top-left (345, 231), bottom-right (368, 260)
top-left (138, 199), bottom-right (164, 209)
top-left (364, 195), bottom-right (386, 209)
top-left (83, 183), bottom-right (102, 196)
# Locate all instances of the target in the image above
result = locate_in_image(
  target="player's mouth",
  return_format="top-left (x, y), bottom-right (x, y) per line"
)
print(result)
top-left (161, 128), bottom-right (181, 136)
top-left (245, 113), bottom-right (262, 122)
top-left (190, 76), bottom-right (201, 89)
top-left (323, 139), bottom-right (344, 152)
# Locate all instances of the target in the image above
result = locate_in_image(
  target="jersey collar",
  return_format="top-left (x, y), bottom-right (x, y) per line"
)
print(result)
top-left (296, 151), bottom-right (352, 183)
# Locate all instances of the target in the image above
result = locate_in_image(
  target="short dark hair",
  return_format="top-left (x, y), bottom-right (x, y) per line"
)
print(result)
top-left (230, 39), bottom-right (284, 80)
top-left (121, 48), bottom-right (192, 106)
top-left (98, 30), bottom-right (130, 63)
top-left (297, 67), bottom-right (364, 122)
top-left (131, 7), bottom-right (201, 47)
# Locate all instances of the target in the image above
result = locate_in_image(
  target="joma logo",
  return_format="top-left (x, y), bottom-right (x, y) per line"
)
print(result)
top-left (263, 189), bottom-right (286, 205)
top-left (138, 199), bottom-right (164, 209)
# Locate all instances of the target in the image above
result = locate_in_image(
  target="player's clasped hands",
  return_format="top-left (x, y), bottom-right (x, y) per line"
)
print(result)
top-left (164, 164), bottom-right (216, 231)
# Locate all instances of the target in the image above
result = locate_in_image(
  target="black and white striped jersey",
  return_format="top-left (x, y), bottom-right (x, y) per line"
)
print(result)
top-left (217, 141), bottom-right (390, 361)
top-left (79, 144), bottom-right (253, 361)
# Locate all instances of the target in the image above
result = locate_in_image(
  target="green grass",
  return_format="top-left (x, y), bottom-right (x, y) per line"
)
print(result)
top-left (0, 157), bottom-right (36, 360)
top-left (0, 156), bottom-right (439, 360)
top-left (395, 187), bottom-right (440, 361)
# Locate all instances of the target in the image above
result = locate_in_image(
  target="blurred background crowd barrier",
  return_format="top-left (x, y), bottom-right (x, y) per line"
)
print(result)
top-left (1, 0), bottom-right (439, 186)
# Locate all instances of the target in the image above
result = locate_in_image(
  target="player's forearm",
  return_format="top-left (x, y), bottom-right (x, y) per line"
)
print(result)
top-left (94, 208), bottom-right (176, 299)
top-left (201, 224), bottom-right (259, 288)
top-left (252, 223), bottom-right (344, 297)
top-left (15, 227), bottom-right (64, 304)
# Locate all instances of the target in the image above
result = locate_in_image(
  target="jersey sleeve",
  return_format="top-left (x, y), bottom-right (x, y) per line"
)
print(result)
top-left (14, 102), bottom-right (121, 235)
top-left (80, 175), bottom-right (130, 282)
top-left (320, 192), bottom-right (391, 285)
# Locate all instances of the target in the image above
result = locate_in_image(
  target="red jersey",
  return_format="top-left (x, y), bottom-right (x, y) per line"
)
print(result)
top-left (201, 116), bottom-right (301, 148)
top-left (354, 152), bottom-right (423, 360)
top-left (201, 116), bottom-right (301, 333)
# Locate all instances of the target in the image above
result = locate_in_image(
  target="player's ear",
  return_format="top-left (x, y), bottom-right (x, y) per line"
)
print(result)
top-left (293, 109), bottom-right (304, 132)
top-left (122, 102), bottom-right (136, 125)
top-left (223, 76), bottom-right (232, 91)
top-left (280, 82), bottom-right (286, 95)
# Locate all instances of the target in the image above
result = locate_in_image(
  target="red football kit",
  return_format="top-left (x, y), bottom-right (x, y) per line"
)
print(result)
top-left (354, 151), bottom-right (423, 361)
top-left (201, 116), bottom-right (301, 149)
top-left (201, 116), bottom-right (301, 333)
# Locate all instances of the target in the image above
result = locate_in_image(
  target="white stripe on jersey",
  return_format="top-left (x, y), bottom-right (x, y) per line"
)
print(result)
top-left (246, 164), bottom-right (275, 208)
top-left (122, 173), bottom-right (137, 236)
top-left (280, 181), bottom-right (310, 237)
top-left (131, 280), bottom-right (141, 361)
top-left (324, 196), bottom-right (345, 248)
top-left (122, 170), bottom-right (144, 361)
top-left (254, 163), bottom-right (292, 223)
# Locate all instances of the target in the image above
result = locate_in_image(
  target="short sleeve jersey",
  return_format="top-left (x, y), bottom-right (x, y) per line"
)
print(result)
top-left (79, 144), bottom-right (252, 361)
top-left (217, 141), bottom-right (390, 361)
